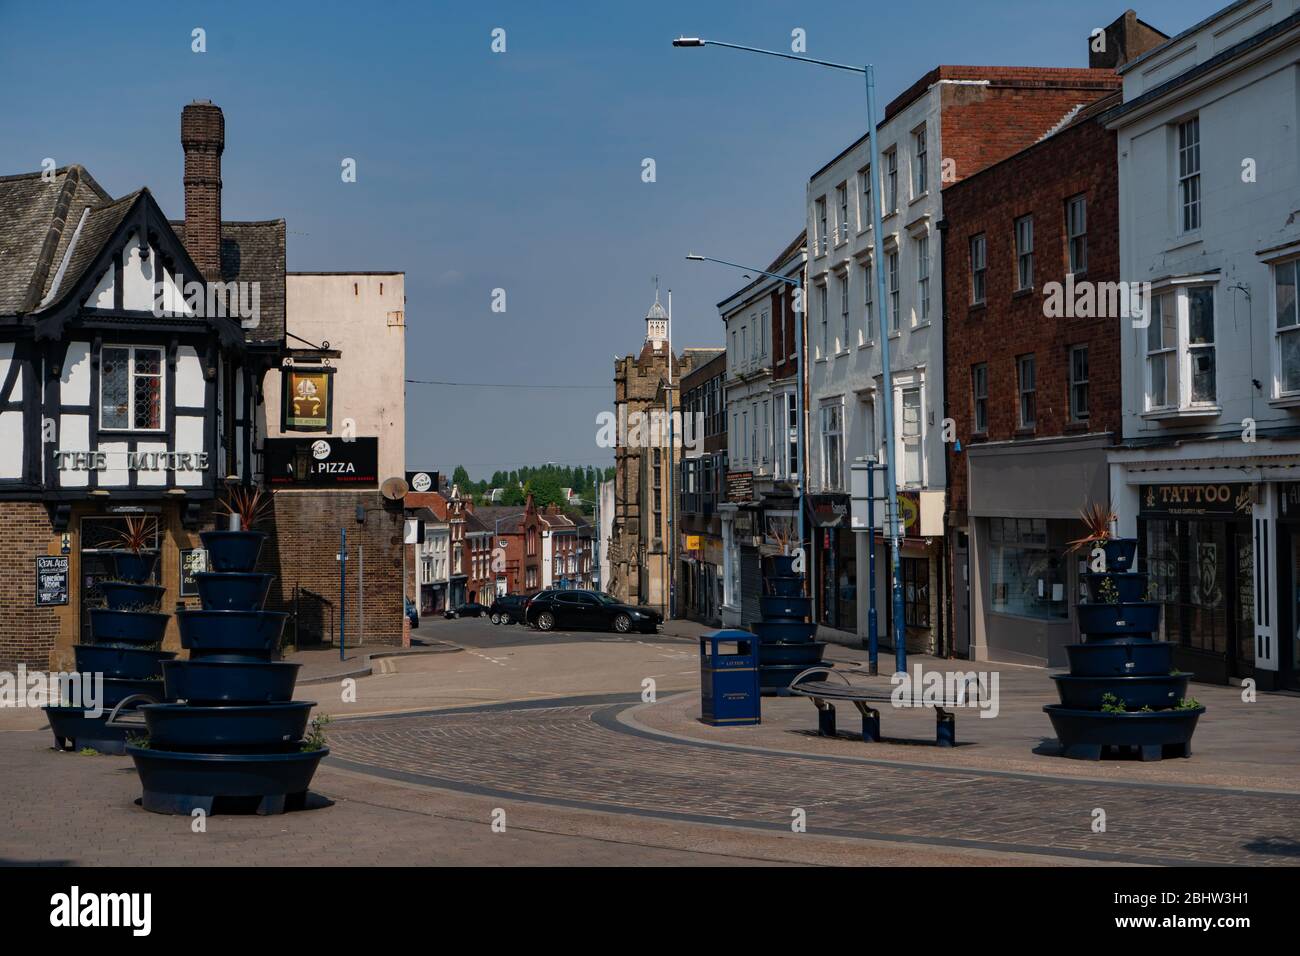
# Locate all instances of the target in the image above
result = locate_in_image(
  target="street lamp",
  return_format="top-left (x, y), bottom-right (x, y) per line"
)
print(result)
top-left (675, 35), bottom-right (907, 673)
top-left (685, 253), bottom-right (806, 569)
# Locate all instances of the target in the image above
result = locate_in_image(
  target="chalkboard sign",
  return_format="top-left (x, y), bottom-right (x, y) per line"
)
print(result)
top-left (180, 549), bottom-right (208, 597)
top-left (37, 556), bottom-right (69, 607)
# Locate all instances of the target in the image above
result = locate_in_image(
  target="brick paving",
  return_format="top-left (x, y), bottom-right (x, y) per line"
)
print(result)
top-left (326, 697), bottom-right (1300, 866)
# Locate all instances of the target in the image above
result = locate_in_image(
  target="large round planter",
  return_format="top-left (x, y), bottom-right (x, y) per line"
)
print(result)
top-left (126, 745), bottom-right (329, 815)
top-left (750, 620), bottom-right (818, 643)
top-left (177, 609), bottom-right (288, 658)
top-left (1064, 640), bottom-right (1174, 677)
top-left (162, 659), bottom-right (300, 704)
top-left (1081, 573), bottom-right (1148, 605)
top-left (106, 551), bottom-right (158, 584)
top-left (89, 609), bottom-right (170, 645)
top-left (97, 582), bottom-right (165, 611)
top-left (101, 677), bottom-right (165, 708)
top-left (1051, 672), bottom-right (1190, 710)
top-left (44, 706), bottom-right (134, 754)
top-left (194, 572), bottom-right (273, 612)
top-left (1043, 704), bottom-right (1204, 760)
top-left (759, 662), bottom-right (817, 695)
top-left (759, 595), bottom-right (812, 622)
top-left (199, 530), bottom-right (268, 573)
top-left (74, 644), bottom-right (175, 680)
top-left (1101, 538), bottom-right (1139, 573)
top-left (1077, 602), bottom-right (1160, 638)
top-left (764, 555), bottom-right (799, 577)
top-left (140, 701), bottom-right (315, 750)
top-left (763, 575), bottom-right (804, 597)
top-left (758, 641), bottom-right (827, 666)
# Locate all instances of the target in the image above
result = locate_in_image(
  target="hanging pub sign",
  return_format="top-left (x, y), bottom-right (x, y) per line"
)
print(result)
top-left (264, 436), bottom-right (379, 487)
top-left (898, 490), bottom-right (921, 537)
top-left (36, 556), bottom-right (69, 607)
top-left (179, 548), bottom-right (207, 597)
top-left (281, 367), bottom-right (334, 432)
top-left (726, 470), bottom-right (754, 503)
top-left (1140, 483), bottom-right (1253, 517)
top-left (406, 471), bottom-right (440, 493)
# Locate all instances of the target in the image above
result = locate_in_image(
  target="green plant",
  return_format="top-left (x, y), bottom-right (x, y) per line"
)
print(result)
top-left (1174, 697), bottom-right (1202, 710)
top-left (1139, 705), bottom-right (1154, 712)
top-left (219, 484), bottom-right (274, 530)
top-left (77, 747), bottom-right (99, 756)
top-left (126, 733), bottom-right (151, 749)
top-left (301, 714), bottom-right (331, 752)
top-left (1100, 693), bottom-right (1127, 714)
top-left (113, 516), bottom-right (157, 554)
top-left (1095, 577), bottom-right (1120, 604)
top-left (1068, 501), bottom-right (1116, 553)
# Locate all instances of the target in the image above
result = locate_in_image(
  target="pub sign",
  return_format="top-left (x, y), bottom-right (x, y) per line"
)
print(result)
top-left (281, 367), bottom-right (334, 431)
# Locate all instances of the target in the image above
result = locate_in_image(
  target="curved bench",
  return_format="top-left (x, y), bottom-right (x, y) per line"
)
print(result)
top-left (788, 669), bottom-right (969, 747)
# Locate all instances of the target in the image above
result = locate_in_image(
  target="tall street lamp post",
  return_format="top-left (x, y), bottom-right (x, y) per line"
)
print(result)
top-left (674, 36), bottom-right (906, 673)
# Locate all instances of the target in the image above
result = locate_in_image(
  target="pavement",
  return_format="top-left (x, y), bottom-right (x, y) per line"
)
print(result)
top-left (1, 615), bottom-right (1298, 866)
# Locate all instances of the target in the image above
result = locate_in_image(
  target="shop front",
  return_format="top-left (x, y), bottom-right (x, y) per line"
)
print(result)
top-left (1271, 483), bottom-right (1300, 690)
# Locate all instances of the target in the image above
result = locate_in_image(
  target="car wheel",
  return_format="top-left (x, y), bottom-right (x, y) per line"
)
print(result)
top-left (613, 613), bottom-right (632, 634)
top-left (537, 611), bottom-right (555, 632)
top-left (490, 613), bottom-right (500, 625)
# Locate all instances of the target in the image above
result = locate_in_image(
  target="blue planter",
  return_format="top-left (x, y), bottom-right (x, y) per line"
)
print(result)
top-left (759, 595), bottom-right (812, 622)
top-left (200, 531), bottom-right (268, 573)
top-left (1064, 641), bottom-right (1174, 677)
top-left (97, 582), bottom-right (166, 611)
top-left (750, 620), bottom-right (818, 643)
top-left (758, 641), bottom-right (827, 666)
top-left (1043, 704), bottom-right (1204, 760)
top-left (765, 555), bottom-right (798, 577)
top-left (1101, 538), bottom-right (1139, 572)
top-left (107, 551), bottom-right (158, 584)
top-left (177, 609), bottom-right (288, 658)
top-left (194, 573), bottom-right (273, 612)
top-left (1081, 573), bottom-right (1148, 604)
top-left (101, 677), bottom-right (165, 707)
top-left (44, 706), bottom-right (135, 754)
top-left (89, 609), bottom-right (170, 645)
top-left (1052, 673), bottom-right (1191, 710)
top-left (127, 746), bottom-right (329, 815)
top-left (1077, 601), bottom-right (1160, 638)
top-left (141, 701), bottom-right (315, 751)
top-left (764, 575), bottom-right (804, 597)
top-left (162, 659), bottom-right (300, 704)
top-left (74, 644), bottom-right (175, 680)
top-left (758, 663), bottom-right (815, 695)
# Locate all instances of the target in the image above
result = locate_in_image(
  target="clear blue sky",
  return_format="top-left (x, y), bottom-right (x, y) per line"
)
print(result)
top-left (0, 0), bottom-right (1222, 482)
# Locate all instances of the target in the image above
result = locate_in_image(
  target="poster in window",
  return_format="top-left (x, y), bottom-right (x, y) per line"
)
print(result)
top-left (282, 368), bottom-right (333, 431)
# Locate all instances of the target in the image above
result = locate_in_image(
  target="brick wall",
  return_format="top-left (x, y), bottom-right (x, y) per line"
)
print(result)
top-left (942, 114), bottom-right (1122, 517)
top-left (0, 503), bottom-right (61, 670)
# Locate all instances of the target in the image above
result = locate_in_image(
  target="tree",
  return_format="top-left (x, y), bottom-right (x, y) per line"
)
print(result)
top-left (499, 483), bottom-right (526, 507)
top-left (451, 465), bottom-right (471, 490)
top-left (525, 472), bottom-right (565, 509)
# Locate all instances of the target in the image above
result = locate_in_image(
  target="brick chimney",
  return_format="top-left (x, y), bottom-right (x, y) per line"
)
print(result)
top-left (1089, 9), bottom-right (1169, 71)
top-left (181, 100), bottom-right (224, 281)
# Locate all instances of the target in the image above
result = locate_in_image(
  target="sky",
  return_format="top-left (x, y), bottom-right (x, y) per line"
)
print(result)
top-left (0, 0), bottom-right (1225, 483)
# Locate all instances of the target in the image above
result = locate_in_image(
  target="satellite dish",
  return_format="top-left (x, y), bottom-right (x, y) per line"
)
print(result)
top-left (381, 476), bottom-right (409, 501)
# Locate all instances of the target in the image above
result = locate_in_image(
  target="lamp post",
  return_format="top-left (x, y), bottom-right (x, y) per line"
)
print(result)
top-left (685, 254), bottom-right (806, 569)
top-left (674, 36), bottom-right (906, 674)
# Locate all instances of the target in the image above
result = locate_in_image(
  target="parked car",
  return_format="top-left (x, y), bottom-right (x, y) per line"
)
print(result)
top-left (490, 594), bottom-right (528, 625)
top-left (404, 597), bottom-right (419, 629)
top-left (525, 589), bottom-right (661, 634)
top-left (444, 602), bottom-right (490, 619)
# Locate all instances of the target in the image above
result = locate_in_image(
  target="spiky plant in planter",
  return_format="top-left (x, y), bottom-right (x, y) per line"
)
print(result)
top-left (1067, 501), bottom-right (1117, 554)
top-left (217, 485), bottom-right (274, 532)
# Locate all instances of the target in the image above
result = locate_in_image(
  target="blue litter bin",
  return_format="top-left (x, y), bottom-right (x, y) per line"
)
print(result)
top-left (700, 630), bottom-right (761, 726)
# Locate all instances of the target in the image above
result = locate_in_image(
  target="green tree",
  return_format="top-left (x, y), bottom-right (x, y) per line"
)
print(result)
top-left (451, 465), bottom-right (471, 490)
top-left (525, 472), bottom-right (565, 509)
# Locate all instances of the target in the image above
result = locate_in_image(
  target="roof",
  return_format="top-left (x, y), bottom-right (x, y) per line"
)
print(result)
top-left (172, 218), bottom-right (286, 344)
top-left (463, 510), bottom-right (491, 534)
top-left (645, 292), bottom-right (667, 320)
top-left (405, 490), bottom-right (448, 520)
top-left (472, 505), bottom-right (526, 533)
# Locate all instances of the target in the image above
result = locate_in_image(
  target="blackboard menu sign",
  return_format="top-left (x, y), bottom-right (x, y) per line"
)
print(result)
top-left (37, 556), bottom-right (69, 607)
top-left (180, 549), bottom-right (208, 597)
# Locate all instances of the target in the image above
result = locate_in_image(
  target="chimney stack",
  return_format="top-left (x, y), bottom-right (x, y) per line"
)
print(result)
top-left (1089, 9), bottom-right (1169, 71)
top-left (181, 100), bottom-right (224, 281)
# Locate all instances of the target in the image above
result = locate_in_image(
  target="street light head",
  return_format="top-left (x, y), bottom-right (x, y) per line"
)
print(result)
top-left (672, 37), bottom-right (704, 47)
top-left (685, 253), bottom-right (704, 261)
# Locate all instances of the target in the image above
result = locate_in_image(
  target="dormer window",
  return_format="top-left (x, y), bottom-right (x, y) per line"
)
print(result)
top-left (101, 345), bottom-right (164, 431)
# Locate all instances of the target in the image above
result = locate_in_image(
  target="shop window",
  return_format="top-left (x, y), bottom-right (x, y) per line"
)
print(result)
top-left (101, 345), bottom-right (164, 431)
top-left (902, 557), bottom-right (930, 627)
top-left (988, 517), bottom-right (1067, 620)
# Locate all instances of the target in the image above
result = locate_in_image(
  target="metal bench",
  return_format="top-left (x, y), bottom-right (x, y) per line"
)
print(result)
top-left (789, 668), bottom-right (970, 747)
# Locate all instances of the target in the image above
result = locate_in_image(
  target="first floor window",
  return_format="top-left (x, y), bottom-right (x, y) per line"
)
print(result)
top-left (820, 401), bottom-right (844, 491)
top-left (786, 394), bottom-right (799, 478)
top-left (1275, 258), bottom-right (1300, 394)
top-left (971, 364), bottom-right (988, 433)
top-left (916, 236), bottom-right (930, 322)
top-left (902, 557), bottom-right (930, 627)
top-left (1187, 286), bottom-right (1216, 404)
top-left (1069, 345), bottom-right (1089, 421)
top-left (840, 272), bottom-right (850, 347)
top-left (1017, 354), bottom-right (1036, 428)
top-left (100, 345), bottom-right (164, 431)
top-left (818, 284), bottom-right (829, 356)
top-left (861, 262), bottom-right (874, 340)
top-left (1146, 291), bottom-right (1177, 408)
top-left (901, 387), bottom-right (922, 485)
top-left (887, 252), bottom-right (900, 332)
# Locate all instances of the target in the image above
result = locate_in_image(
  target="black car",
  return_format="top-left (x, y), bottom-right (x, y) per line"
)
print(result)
top-left (525, 589), bottom-right (661, 634)
top-left (489, 594), bottom-right (528, 625)
top-left (444, 602), bottom-right (490, 619)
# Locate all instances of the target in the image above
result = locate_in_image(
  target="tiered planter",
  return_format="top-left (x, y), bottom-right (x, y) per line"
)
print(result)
top-left (126, 529), bottom-right (327, 815)
top-left (1044, 541), bottom-right (1205, 761)
top-left (754, 554), bottom-right (827, 695)
top-left (44, 552), bottom-right (171, 754)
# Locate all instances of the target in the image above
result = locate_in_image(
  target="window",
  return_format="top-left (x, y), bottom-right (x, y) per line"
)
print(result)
top-left (1015, 215), bottom-right (1034, 291)
top-left (861, 261), bottom-right (873, 341)
top-left (839, 273), bottom-right (850, 348)
top-left (818, 284), bottom-right (829, 356)
top-left (1066, 195), bottom-right (1087, 275)
top-left (1178, 117), bottom-right (1201, 233)
top-left (902, 557), bottom-right (930, 627)
top-left (915, 236), bottom-right (930, 322)
top-left (759, 309), bottom-right (768, 358)
top-left (836, 182), bottom-right (849, 242)
top-left (741, 411), bottom-right (749, 463)
top-left (1275, 258), bottom-right (1300, 394)
top-left (781, 392), bottom-right (799, 478)
top-left (901, 387), bottom-right (921, 485)
top-left (820, 401), bottom-right (844, 491)
top-left (887, 252), bottom-right (899, 333)
top-left (971, 364), bottom-right (988, 433)
top-left (1146, 292), bottom-right (1176, 409)
top-left (815, 196), bottom-right (828, 254)
top-left (741, 324), bottom-right (747, 365)
top-left (884, 149), bottom-right (898, 213)
top-left (1069, 345), bottom-right (1089, 422)
top-left (1143, 286), bottom-right (1217, 409)
top-left (100, 345), bottom-right (164, 431)
top-left (912, 126), bottom-right (927, 196)
top-left (988, 518), bottom-right (1067, 620)
top-left (970, 234), bottom-right (986, 305)
top-left (1017, 354), bottom-right (1036, 428)
top-left (762, 400), bottom-right (770, 464)
top-left (857, 165), bottom-right (872, 230)
top-left (1187, 286), bottom-right (1216, 403)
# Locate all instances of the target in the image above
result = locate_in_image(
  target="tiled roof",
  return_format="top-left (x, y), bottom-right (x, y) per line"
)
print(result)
top-left (172, 218), bottom-right (286, 345)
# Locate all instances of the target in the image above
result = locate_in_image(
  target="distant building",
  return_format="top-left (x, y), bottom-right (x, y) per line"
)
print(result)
top-left (678, 348), bottom-right (727, 626)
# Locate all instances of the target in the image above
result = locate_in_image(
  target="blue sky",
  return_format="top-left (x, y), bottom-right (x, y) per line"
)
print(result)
top-left (0, 0), bottom-right (1224, 482)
